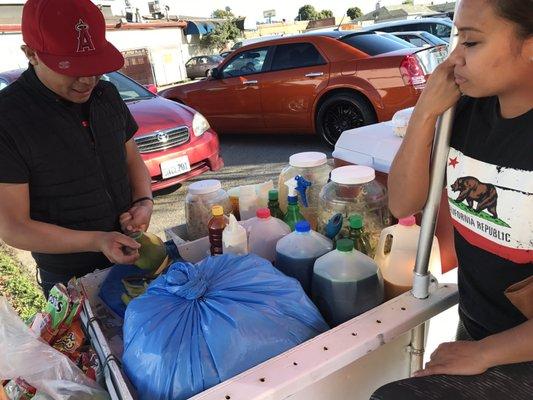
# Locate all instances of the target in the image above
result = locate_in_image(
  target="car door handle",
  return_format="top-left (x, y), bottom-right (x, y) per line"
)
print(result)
top-left (243, 80), bottom-right (258, 85)
top-left (305, 72), bottom-right (324, 77)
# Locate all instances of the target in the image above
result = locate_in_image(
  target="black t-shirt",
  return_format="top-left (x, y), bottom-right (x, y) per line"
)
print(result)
top-left (447, 96), bottom-right (533, 340)
top-left (0, 66), bottom-right (138, 275)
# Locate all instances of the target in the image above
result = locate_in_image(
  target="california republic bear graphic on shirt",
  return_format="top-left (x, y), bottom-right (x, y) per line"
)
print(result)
top-left (446, 147), bottom-right (533, 264)
top-left (450, 176), bottom-right (499, 219)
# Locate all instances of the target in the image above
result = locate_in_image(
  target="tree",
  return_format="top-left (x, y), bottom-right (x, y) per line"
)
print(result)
top-left (317, 9), bottom-right (333, 19)
top-left (212, 7), bottom-right (234, 19)
top-left (402, 0), bottom-right (414, 4)
top-left (296, 5), bottom-right (317, 21)
top-left (347, 6), bottom-right (363, 20)
top-left (200, 19), bottom-right (241, 51)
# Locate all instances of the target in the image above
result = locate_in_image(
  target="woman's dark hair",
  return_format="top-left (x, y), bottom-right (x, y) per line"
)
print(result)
top-left (488, 0), bottom-right (533, 38)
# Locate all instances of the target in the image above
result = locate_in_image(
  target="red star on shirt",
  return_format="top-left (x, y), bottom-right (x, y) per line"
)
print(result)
top-left (449, 157), bottom-right (459, 168)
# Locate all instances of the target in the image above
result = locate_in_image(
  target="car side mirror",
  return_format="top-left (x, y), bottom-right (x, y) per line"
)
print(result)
top-left (209, 67), bottom-right (220, 79)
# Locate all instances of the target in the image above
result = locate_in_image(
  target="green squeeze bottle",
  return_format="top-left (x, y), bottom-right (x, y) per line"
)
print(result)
top-left (268, 189), bottom-right (285, 220)
top-left (348, 214), bottom-right (372, 256)
top-left (284, 178), bottom-right (305, 231)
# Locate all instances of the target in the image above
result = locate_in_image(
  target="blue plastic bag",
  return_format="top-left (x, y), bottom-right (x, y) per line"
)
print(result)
top-left (123, 254), bottom-right (328, 400)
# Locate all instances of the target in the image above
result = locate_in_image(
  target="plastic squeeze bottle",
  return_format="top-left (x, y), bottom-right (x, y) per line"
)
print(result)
top-left (348, 214), bottom-right (372, 256)
top-left (208, 205), bottom-right (227, 255)
top-left (284, 178), bottom-right (305, 231)
top-left (268, 189), bottom-right (285, 220)
top-left (222, 214), bottom-right (248, 255)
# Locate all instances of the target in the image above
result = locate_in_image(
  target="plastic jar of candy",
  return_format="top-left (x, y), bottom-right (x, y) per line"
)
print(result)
top-left (185, 180), bottom-right (231, 240)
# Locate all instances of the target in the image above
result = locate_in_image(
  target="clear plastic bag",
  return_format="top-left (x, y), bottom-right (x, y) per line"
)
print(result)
top-left (391, 107), bottom-right (414, 138)
top-left (0, 297), bottom-right (109, 400)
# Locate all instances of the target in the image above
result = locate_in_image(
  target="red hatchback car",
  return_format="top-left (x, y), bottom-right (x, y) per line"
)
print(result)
top-left (160, 31), bottom-right (443, 145)
top-left (0, 69), bottom-right (223, 191)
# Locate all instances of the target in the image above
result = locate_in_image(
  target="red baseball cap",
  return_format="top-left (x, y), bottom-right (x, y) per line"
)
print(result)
top-left (22, 0), bottom-right (124, 77)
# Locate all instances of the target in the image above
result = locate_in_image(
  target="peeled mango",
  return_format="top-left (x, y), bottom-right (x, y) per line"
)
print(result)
top-left (131, 232), bottom-right (168, 271)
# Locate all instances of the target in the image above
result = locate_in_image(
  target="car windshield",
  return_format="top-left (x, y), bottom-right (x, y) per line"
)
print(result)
top-left (376, 32), bottom-right (417, 48)
top-left (340, 33), bottom-right (413, 56)
top-left (101, 72), bottom-right (154, 102)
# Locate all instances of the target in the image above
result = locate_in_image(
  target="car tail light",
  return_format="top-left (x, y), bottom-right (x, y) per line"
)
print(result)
top-left (400, 55), bottom-right (426, 90)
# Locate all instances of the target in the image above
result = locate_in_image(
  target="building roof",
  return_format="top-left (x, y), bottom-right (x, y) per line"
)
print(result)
top-left (0, 3), bottom-right (189, 33)
top-left (429, 2), bottom-right (456, 13)
top-left (355, 4), bottom-right (437, 23)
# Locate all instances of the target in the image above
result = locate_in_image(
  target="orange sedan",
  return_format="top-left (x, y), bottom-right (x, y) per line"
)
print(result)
top-left (160, 31), bottom-right (434, 145)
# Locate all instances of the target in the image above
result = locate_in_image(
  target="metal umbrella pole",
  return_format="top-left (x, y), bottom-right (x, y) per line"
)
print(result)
top-left (409, 1), bottom-right (462, 376)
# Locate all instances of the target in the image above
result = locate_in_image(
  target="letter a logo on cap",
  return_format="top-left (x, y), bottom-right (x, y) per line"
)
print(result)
top-left (76, 19), bottom-right (95, 52)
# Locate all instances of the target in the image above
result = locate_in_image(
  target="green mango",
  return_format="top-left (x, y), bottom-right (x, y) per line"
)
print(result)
top-left (131, 231), bottom-right (167, 271)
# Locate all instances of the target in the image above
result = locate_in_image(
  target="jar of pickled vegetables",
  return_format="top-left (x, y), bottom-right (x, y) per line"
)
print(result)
top-left (317, 166), bottom-right (391, 255)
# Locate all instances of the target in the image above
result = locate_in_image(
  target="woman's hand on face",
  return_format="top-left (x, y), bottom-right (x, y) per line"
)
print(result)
top-left (413, 341), bottom-right (491, 377)
top-left (415, 58), bottom-right (462, 119)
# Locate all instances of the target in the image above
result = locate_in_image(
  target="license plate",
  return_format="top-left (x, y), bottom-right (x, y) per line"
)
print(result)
top-left (161, 156), bottom-right (191, 179)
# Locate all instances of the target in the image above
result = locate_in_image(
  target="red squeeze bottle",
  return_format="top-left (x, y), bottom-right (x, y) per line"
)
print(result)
top-left (208, 205), bottom-right (227, 255)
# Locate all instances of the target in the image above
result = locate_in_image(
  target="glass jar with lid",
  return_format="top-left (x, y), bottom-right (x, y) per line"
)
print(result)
top-left (185, 180), bottom-right (231, 240)
top-left (317, 165), bottom-right (391, 255)
top-left (278, 152), bottom-right (333, 230)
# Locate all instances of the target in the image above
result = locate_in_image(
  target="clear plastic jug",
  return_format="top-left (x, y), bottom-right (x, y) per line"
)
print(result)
top-left (312, 239), bottom-right (384, 327)
top-left (247, 208), bottom-right (291, 262)
top-left (317, 165), bottom-right (391, 254)
top-left (278, 152), bottom-right (332, 230)
top-left (374, 216), bottom-right (441, 300)
top-left (275, 221), bottom-right (333, 295)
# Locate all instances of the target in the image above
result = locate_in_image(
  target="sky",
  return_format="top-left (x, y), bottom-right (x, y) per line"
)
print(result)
top-left (164, 0), bottom-right (435, 29)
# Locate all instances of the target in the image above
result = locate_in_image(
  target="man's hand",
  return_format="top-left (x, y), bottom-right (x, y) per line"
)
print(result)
top-left (124, 139), bottom-right (153, 233)
top-left (96, 231), bottom-right (140, 265)
top-left (413, 341), bottom-right (490, 377)
top-left (120, 201), bottom-right (153, 234)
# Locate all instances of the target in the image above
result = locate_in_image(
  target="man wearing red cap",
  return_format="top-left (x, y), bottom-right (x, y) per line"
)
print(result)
top-left (0, 0), bottom-right (154, 295)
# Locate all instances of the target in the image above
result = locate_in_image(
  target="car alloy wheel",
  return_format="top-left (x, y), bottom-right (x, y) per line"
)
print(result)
top-left (317, 92), bottom-right (377, 147)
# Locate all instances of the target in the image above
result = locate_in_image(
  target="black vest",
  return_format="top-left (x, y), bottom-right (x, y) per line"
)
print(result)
top-left (0, 68), bottom-right (133, 274)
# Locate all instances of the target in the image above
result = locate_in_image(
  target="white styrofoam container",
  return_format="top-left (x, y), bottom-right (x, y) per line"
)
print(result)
top-left (332, 122), bottom-right (402, 174)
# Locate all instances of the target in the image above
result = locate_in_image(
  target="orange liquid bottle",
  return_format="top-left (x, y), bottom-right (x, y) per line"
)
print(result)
top-left (208, 205), bottom-right (227, 255)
